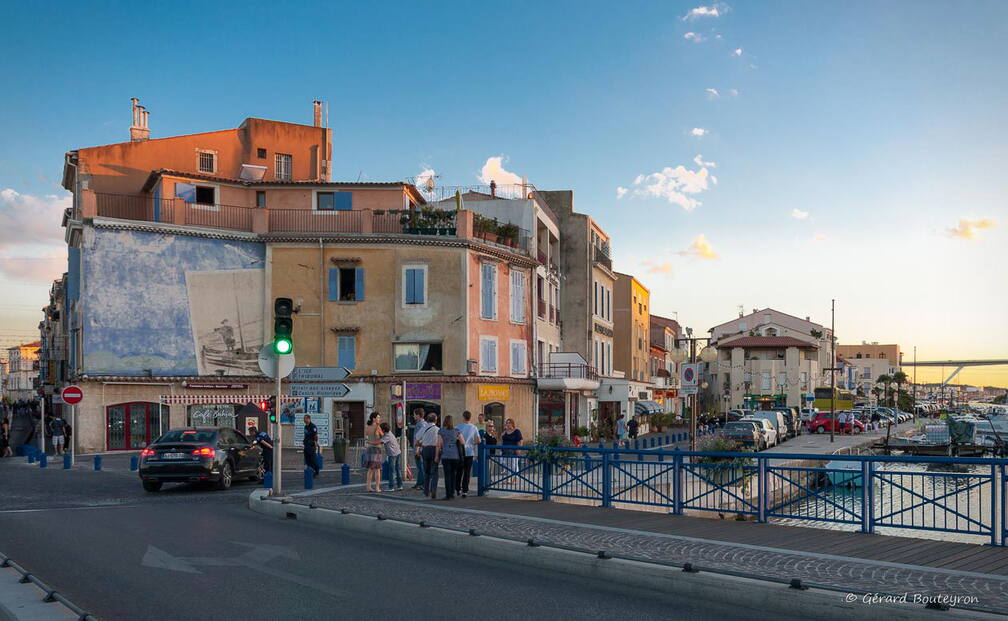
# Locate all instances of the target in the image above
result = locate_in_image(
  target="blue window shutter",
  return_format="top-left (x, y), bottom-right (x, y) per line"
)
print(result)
top-left (335, 192), bottom-right (352, 211)
top-left (405, 269), bottom-right (415, 304)
top-left (355, 267), bottom-right (365, 301)
top-left (415, 269), bottom-right (425, 303)
top-left (328, 267), bottom-right (339, 301)
top-left (338, 336), bottom-right (356, 368)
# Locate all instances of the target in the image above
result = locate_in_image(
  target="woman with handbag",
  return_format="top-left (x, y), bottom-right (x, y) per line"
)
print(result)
top-left (435, 415), bottom-right (463, 500)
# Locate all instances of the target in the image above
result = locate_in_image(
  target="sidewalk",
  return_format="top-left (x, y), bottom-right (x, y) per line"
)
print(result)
top-left (278, 484), bottom-right (1008, 615)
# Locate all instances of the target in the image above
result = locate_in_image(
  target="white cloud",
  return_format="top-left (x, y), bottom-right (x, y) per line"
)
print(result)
top-left (616, 186), bottom-right (628, 200)
top-left (0, 255), bottom-right (67, 283)
top-left (683, 4), bottom-right (728, 20)
top-left (478, 156), bottom-right (522, 186)
top-left (733, 48), bottom-right (743, 57)
top-left (791, 208), bottom-right (809, 219)
top-left (678, 234), bottom-right (719, 259)
top-left (629, 159), bottom-right (717, 211)
top-left (705, 88), bottom-right (720, 99)
top-left (684, 32), bottom-right (706, 42)
top-left (814, 233), bottom-right (827, 242)
top-left (690, 127), bottom-right (708, 137)
top-left (729, 88), bottom-right (739, 96)
top-left (693, 154), bottom-right (717, 168)
top-left (0, 188), bottom-right (70, 251)
top-left (947, 217), bottom-right (996, 240)
top-left (642, 260), bottom-right (674, 274)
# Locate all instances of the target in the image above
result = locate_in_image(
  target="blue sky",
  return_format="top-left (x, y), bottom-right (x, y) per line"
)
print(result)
top-left (1, 1), bottom-right (1005, 384)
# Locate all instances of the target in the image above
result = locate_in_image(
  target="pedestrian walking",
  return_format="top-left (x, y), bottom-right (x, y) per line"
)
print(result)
top-left (418, 413), bottom-right (440, 498)
top-left (628, 416), bottom-right (639, 440)
top-left (251, 426), bottom-right (273, 473)
top-left (501, 418), bottom-right (523, 476)
top-left (0, 419), bottom-right (11, 458)
top-left (379, 422), bottom-right (403, 491)
top-left (455, 411), bottom-right (481, 497)
top-left (410, 408), bottom-right (428, 491)
top-left (50, 413), bottom-right (66, 456)
top-left (437, 415), bottom-right (463, 501)
top-left (63, 419), bottom-right (72, 455)
top-left (303, 414), bottom-right (320, 476)
top-left (364, 412), bottom-right (384, 492)
top-left (616, 414), bottom-right (627, 446)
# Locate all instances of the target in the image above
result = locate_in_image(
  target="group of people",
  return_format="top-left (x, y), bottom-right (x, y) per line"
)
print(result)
top-left (0, 401), bottom-right (71, 458)
top-left (352, 407), bottom-right (524, 499)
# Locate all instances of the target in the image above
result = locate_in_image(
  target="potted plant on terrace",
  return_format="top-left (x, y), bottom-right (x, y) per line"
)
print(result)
top-left (695, 435), bottom-right (754, 487)
top-left (497, 222), bottom-right (520, 247)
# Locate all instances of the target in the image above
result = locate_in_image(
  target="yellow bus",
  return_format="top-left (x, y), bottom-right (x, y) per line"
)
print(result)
top-left (813, 387), bottom-right (854, 412)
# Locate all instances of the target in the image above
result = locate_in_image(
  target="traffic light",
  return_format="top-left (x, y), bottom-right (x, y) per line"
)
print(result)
top-left (273, 297), bottom-right (294, 355)
top-left (267, 397), bottom-right (277, 424)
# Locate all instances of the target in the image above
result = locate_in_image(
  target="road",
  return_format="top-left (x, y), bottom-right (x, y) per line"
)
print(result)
top-left (0, 458), bottom-right (802, 620)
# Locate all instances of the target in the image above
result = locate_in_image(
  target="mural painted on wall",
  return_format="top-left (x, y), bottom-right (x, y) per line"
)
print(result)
top-left (186, 269), bottom-right (264, 374)
top-left (82, 228), bottom-right (265, 375)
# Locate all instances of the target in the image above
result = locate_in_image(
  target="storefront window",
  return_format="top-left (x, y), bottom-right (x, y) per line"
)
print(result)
top-left (538, 391), bottom-right (565, 437)
top-left (483, 402), bottom-right (505, 436)
top-left (106, 402), bottom-right (162, 450)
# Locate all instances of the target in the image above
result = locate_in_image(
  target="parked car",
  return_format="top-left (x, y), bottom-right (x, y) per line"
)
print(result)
top-left (799, 407), bottom-right (819, 421)
top-left (747, 411), bottom-right (787, 443)
top-left (138, 427), bottom-right (263, 492)
top-left (739, 417), bottom-right (778, 448)
top-left (806, 412), bottom-right (865, 434)
top-left (772, 407), bottom-right (802, 438)
top-left (718, 421), bottom-right (763, 449)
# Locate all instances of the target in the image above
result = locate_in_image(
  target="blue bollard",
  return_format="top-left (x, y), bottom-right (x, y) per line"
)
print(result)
top-left (63, 454), bottom-right (71, 469)
top-left (633, 439), bottom-right (639, 450)
top-left (27, 452), bottom-right (35, 464)
top-left (304, 467), bottom-right (314, 489)
top-left (315, 452), bottom-right (324, 473)
top-left (263, 471), bottom-right (273, 489)
top-left (130, 455), bottom-right (139, 471)
top-left (39, 453), bottom-right (48, 468)
top-left (94, 455), bottom-right (102, 471)
top-left (341, 463), bottom-right (350, 485)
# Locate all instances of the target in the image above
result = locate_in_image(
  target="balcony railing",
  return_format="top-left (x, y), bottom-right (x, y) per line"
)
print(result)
top-left (270, 209), bottom-right (364, 233)
top-left (96, 193), bottom-right (175, 223)
top-left (184, 203), bottom-right (254, 232)
top-left (593, 245), bottom-right (612, 271)
top-left (549, 304), bottom-right (557, 324)
top-left (537, 363), bottom-right (599, 381)
top-left (537, 299), bottom-right (547, 319)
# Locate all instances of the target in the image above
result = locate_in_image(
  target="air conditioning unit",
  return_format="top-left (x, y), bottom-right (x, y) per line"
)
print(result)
top-left (467, 359), bottom-right (478, 375)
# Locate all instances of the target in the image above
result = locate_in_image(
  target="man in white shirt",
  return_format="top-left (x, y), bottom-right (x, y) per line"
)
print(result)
top-left (455, 410), bottom-right (481, 498)
top-left (417, 413), bottom-right (440, 499)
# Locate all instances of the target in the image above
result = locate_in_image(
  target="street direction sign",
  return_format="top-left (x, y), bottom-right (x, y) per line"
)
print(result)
top-left (681, 386), bottom-right (699, 396)
top-left (258, 344), bottom-right (295, 378)
top-left (61, 385), bottom-right (83, 405)
top-left (289, 383), bottom-right (351, 398)
top-left (289, 366), bottom-right (351, 382)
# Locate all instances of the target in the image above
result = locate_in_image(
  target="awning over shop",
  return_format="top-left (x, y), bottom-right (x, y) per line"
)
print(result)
top-left (635, 400), bottom-right (664, 415)
top-left (159, 394), bottom-right (302, 405)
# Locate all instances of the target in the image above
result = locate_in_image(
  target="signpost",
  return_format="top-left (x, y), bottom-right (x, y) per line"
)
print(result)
top-left (258, 343), bottom-right (294, 496)
top-left (289, 367), bottom-right (350, 382)
top-left (289, 383), bottom-right (351, 399)
top-left (61, 385), bottom-right (83, 465)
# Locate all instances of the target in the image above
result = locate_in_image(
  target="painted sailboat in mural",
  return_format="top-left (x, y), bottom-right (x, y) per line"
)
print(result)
top-left (194, 272), bottom-right (263, 375)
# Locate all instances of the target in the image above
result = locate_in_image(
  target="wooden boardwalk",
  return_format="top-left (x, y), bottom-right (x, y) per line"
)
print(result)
top-left (448, 495), bottom-right (1008, 576)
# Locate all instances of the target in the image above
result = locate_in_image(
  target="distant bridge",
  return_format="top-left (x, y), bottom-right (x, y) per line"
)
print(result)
top-left (899, 359), bottom-right (1008, 386)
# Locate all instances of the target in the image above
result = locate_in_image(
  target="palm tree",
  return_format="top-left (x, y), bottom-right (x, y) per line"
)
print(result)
top-left (892, 371), bottom-right (908, 408)
top-left (875, 374), bottom-right (892, 406)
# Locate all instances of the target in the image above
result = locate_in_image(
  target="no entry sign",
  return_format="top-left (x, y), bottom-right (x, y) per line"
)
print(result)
top-left (61, 385), bottom-right (84, 405)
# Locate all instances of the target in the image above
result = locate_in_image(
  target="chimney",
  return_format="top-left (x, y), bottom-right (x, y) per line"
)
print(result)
top-left (313, 100), bottom-right (323, 127)
top-left (130, 97), bottom-right (150, 141)
top-left (490, 179), bottom-right (497, 197)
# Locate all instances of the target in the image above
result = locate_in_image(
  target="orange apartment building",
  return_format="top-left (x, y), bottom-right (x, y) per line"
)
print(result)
top-left (59, 99), bottom-right (536, 454)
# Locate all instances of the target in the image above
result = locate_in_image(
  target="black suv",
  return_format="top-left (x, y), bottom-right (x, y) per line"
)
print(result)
top-left (139, 427), bottom-right (263, 492)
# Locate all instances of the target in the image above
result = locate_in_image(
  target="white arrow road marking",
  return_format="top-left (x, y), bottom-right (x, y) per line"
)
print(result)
top-left (141, 543), bottom-right (344, 598)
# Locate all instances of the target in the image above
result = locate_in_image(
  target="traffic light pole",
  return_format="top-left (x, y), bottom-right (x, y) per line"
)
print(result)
top-left (272, 354), bottom-right (283, 496)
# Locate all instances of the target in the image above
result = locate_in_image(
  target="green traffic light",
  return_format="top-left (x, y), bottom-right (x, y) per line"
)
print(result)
top-left (274, 338), bottom-right (293, 355)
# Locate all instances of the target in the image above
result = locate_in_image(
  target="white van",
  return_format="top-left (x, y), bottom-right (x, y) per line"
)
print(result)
top-left (740, 416), bottom-right (778, 448)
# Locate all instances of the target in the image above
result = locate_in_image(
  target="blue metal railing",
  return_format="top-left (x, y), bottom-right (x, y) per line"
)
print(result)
top-left (477, 445), bottom-right (1008, 545)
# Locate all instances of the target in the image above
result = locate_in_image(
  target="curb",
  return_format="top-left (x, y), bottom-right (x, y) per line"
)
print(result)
top-left (247, 491), bottom-right (1000, 620)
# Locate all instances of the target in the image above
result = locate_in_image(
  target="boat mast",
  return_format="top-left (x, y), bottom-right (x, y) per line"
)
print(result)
top-left (234, 275), bottom-right (246, 352)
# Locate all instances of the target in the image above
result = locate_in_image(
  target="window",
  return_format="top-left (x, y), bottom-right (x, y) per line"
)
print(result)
top-left (480, 263), bottom-right (497, 320)
top-left (195, 185), bottom-right (215, 205)
top-left (257, 148), bottom-right (267, 159)
top-left (316, 191), bottom-right (352, 211)
top-left (510, 340), bottom-right (527, 375)
top-left (198, 151), bottom-right (216, 174)
top-left (256, 191), bottom-right (266, 208)
top-left (337, 335), bottom-right (356, 369)
top-left (328, 267), bottom-right (365, 302)
top-left (403, 265), bottom-right (427, 306)
top-left (593, 281), bottom-right (598, 315)
top-left (761, 372), bottom-right (771, 391)
top-left (275, 153), bottom-right (292, 181)
top-left (510, 270), bottom-right (526, 323)
top-left (393, 343), bottom-right (442, 372)
top-left (606, 342), bottom-right (612, 374)
top-left (480, 337), bottom-right (498, 373)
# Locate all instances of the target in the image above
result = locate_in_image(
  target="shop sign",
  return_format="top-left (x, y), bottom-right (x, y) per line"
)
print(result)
top-left (406, 383), bottom-right (441, 400)
top-left (184, 383), bottom-right (249, 390)
top-left (478, 384), bottom-right (510, 402)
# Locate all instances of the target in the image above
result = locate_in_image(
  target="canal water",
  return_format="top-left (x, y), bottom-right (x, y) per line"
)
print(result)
top-left (772, 461), bottom-right (995, 544)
